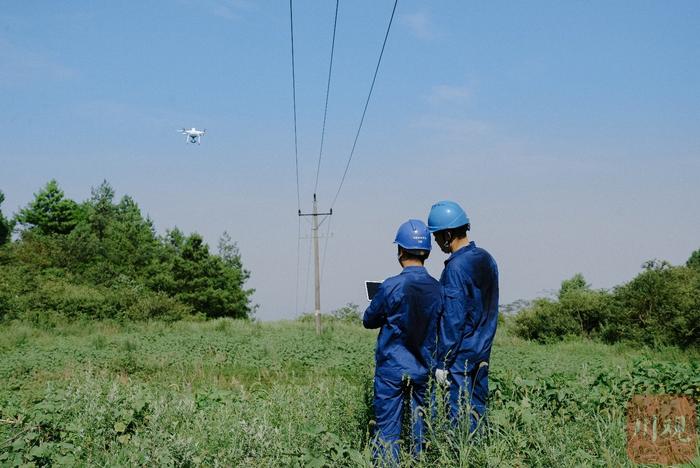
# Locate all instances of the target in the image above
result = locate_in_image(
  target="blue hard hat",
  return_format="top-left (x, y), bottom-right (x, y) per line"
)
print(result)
top-left (427, 200), bottom-right (470, 233)
top-left (394, 219), bottom-right (431, 252)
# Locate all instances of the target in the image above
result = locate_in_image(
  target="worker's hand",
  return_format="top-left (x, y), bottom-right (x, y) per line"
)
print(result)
top-left (435, 369), bottom-right (449, 386)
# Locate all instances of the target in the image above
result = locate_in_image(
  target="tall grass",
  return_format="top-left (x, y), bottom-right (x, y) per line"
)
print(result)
top-left (0, 318), bottom-right (698, 466)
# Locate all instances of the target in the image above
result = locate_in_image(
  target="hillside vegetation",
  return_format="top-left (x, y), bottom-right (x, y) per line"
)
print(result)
top-left (0, 319), bottom-right (698, 466)
top-left (514, 253), bottom-right (700, 348)
top-left (0, 181), bottom-right (254, 323)
top-left (1, 183), bottom-right (699, 465)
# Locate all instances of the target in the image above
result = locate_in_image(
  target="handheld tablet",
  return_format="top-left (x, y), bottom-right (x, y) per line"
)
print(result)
top-left (365, 281), bottom-right (382, 301)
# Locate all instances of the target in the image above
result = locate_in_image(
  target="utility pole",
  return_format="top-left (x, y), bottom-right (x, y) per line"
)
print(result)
top-left (299, 194), bottom-right (332, 335)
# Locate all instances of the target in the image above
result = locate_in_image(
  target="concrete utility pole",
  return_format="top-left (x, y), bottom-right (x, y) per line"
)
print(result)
top-left (299, 194), bottom-right (332, 335)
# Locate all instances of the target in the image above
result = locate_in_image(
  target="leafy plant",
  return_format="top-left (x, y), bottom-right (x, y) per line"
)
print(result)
top-left (514, 256), bottom-right (700, 348)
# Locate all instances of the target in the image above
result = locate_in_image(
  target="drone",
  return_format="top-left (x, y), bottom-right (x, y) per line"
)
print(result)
top-left (178, 127), bottom-right (206, 144)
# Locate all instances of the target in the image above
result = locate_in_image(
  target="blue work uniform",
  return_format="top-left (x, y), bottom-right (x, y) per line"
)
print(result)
top-left (437, 241), bottom-right (499, 431)
top-left (363, 265), bottom-right (443, 462)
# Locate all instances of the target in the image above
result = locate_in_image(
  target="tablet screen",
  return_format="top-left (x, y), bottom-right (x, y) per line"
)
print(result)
top-left (365, 281), bottom-right (382, 301)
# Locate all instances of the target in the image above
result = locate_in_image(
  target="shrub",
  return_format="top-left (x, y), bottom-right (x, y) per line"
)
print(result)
top-left (331, 303), bottom-right (362, 324)
top-left (122, 292), bottom-right (191, 322)
top-left (513, 274), bottom-right (615, 342)
top-left (0, 264), bottom-right (192, 324)
top-left (25, 277), bottom-right (115, 320)
top-left (557, 288), bottom-right (616, 337)
top-left (514, 257), bottom-right (700, 348)
top-left (513, 298), bottom-right (580, 342)
top-left (612, 261), bottom-right (699, 347)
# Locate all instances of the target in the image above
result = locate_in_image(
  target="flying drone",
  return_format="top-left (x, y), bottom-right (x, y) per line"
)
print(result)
top-left (178, 127), bottom-right (206, 144)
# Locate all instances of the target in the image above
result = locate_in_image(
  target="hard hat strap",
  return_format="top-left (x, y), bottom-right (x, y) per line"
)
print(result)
top-left (443, 231), bottom-right (453, 250)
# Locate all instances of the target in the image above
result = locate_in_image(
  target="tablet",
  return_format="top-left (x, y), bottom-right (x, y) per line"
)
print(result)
top-left (365, 281), bottom-right (382, 301)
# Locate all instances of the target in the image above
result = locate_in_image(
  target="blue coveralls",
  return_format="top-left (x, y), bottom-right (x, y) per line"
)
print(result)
top-left (437, 241), bottom-right (499, 432)
top-left (363, 266), bottom-right (443, 462)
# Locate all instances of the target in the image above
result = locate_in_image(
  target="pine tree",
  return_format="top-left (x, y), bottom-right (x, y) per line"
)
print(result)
top-left (15, 180), bottom-right (78, 235)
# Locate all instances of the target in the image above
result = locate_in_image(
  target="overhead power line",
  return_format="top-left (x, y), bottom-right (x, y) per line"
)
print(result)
top-left (330, 0), bottom-right (399, 209)
top-left (290, 0), bottom-right (397, 327)
top-left (290, 0), bottom-right (303, 318)
top-left (313, 0), bottom-right (340, 197)
top-left (289, 0), bottom-right (301, 211)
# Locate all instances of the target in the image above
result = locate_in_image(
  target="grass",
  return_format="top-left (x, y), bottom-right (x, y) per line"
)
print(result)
top-left (0, 318), bottom-right (698, 466)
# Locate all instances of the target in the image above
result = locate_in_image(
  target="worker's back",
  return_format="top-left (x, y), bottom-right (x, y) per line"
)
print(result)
top-left (363, 265), bottom-right (443, 381)
top-left (439, 241), bottom-right (499, 366)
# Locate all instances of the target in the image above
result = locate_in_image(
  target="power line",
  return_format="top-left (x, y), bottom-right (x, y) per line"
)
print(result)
top-left (313, 0), bottom-right (340, 197)
top-left (289, 0), bottom-right (301, 211)
top-left (330, 0), bottom-right (399, 209)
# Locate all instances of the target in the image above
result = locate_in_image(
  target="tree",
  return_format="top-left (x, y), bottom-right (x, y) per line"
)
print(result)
top-left (109, 195), bottom-right (158, 269)
top-left (687, 249), bottom-right (700, 271)
top-left (167, 233), bottom-right (253, 318)
top-left (217, 231), bottom-right (255, 315)
top-left (61, 181), bottom-right (163, 284)
top-left (4, 180), bottom-right (256, 322)
top-left (614, 263), bottom-right (699, 347)
top-left (558, 273), bottom-right (588, 299)
top-left (0, 190), bottom-right (12, 245)
top-left (87, 180), bottom-right (116, 241)
top-left (14, 180), bottom-right (78, 235)
top-left (218, 232), bottom-right (246, 273)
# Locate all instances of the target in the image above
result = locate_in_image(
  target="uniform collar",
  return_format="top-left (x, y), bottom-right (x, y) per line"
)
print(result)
top-left (401, 265), bottom-right (427, 273)
top-left (445, 241), bottom-right (476, 265)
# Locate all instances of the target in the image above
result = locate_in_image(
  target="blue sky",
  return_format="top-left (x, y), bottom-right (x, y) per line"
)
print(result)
top-left (1, 1), bottom-right (699, 320)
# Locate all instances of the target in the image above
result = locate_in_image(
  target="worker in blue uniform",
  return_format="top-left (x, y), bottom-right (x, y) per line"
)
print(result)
top-left (427, 200), bottom-right (499, 433)
top-left (363, 219), bottom-right (443, 463)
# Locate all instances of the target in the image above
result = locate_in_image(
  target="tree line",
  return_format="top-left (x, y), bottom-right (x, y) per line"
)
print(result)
top-left (0, 181), bottom-right (254, 323)
top-left (513, 253), bottom-right (700, 348)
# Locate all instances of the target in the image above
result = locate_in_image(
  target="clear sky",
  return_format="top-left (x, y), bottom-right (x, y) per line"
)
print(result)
top-left (1, 1), bottom-right (699, 320)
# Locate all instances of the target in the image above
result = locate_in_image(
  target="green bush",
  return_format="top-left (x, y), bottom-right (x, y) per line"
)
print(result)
top-left (512, 297), bottom-right (580, 342)
top-left (513, 275), bottom-right (615, 343)
top-left (514, 253), bottom-right (700, 348)
top-left (558, 288), bottom-right (616, 336)
top-left (612, 260), bottom-right (700, 347)
top-left (122, 291), bottom-right (191, 322)
top-left (23, 277), bottom-right (115, 320)
top-left (331, 303), bottom-right (362, 324)
top-left (1, 268), bottom-right (192, 324)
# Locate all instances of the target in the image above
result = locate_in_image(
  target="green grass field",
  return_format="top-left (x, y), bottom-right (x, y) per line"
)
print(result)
top-left (1, 318), bottom-right (698, 467)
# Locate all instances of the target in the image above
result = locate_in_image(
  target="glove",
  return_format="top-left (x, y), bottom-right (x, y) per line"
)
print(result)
top-left (435, 368), bottom-right (449, 386)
